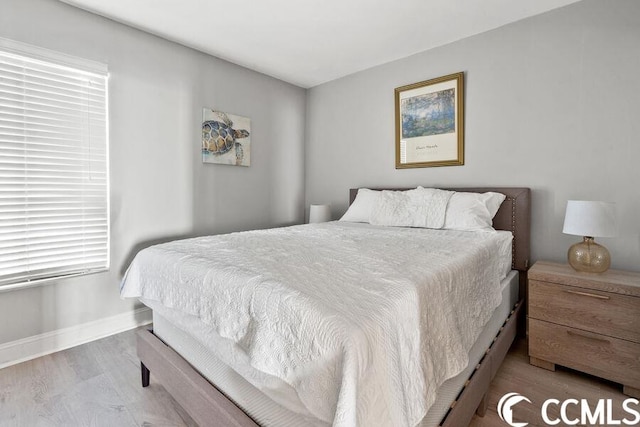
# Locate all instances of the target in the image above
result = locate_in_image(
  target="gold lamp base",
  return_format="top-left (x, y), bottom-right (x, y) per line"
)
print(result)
top-left (568, 236), bottom-right (611, 273)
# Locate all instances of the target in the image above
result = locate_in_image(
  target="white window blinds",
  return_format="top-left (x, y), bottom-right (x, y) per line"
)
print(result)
top-left (0, 39), bottom-right (109, 289)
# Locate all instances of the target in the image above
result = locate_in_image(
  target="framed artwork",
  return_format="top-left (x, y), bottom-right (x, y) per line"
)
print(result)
top-left (395, 72), bottom-right (464, 168)
top-left (202, 108), bottom-right (251, 167)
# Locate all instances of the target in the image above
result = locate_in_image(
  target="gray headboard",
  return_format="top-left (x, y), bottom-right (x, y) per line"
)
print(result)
top-left (349, 187), bottom-right (531, 272)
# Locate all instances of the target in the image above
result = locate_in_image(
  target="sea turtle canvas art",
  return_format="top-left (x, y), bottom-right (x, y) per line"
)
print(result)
top-left (202, 108), bottom-right (251, 166)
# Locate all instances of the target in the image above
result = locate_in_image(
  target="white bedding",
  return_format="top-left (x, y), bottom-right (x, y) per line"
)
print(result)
top-left (146, 271), bottom-right (519, 427)
top-left (121, 222), bottom-right (513, 427)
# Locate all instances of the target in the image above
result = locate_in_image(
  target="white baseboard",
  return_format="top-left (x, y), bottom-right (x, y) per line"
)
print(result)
top-left (0, 307), bottom-right (152, 370)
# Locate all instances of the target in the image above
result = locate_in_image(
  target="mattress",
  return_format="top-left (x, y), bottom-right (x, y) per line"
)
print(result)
top-left (147, 270), bottom-right (519, 427)
top-left (123, 222), bottom-right (514, 426)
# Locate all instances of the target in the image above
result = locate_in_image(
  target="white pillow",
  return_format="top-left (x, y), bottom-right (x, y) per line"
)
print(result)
top-left (339, 188), bottom-right (380, 222)
top-left (443, 192), bottom-right (506, 231)
top-left (370, 187), bottom-right (454, 228)
top-left (369, 189), bottom-right (416, 227)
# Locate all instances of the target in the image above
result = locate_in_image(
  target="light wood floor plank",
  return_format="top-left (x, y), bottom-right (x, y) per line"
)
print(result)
top-left (0, 327), bottom-right (194, 427)
top-left (0, 327), bottom-right (630, 427)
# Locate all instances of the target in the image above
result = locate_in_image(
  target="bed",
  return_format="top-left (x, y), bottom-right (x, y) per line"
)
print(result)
top-left (123, 186), bottom-right (531, 427)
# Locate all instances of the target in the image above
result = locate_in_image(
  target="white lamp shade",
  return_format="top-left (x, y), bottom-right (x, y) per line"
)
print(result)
top-left (309, 204), bottom-right (331, 223)
top-left (562, 200), bottom-right (617, 237)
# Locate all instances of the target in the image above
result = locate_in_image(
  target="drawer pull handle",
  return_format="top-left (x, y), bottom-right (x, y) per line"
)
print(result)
top-left (566, 330), bottom-right (610, 344)
top-left (563, 289), bottom-right (610, 300)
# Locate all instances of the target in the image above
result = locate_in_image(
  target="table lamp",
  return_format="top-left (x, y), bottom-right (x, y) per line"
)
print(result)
top-left (309, 204), bottom-right (331, 223)
top-left (562, 200), bottom-right (616, 273)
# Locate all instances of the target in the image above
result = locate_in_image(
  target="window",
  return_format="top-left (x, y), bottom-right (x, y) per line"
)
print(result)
top-left (0, 38), bottom-right (109, 290)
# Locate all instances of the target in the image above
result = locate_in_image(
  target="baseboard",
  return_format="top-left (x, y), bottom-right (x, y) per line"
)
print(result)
top-left (0, 307), bottom-right (152, 370)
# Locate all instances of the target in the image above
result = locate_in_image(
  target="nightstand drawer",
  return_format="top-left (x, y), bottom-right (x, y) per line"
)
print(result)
top-left (529, 319), bottom-right (640, 388)
top-left (529, 280), bottom-right (640, 343)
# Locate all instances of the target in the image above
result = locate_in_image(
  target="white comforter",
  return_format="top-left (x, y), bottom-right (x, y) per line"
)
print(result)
top-left (121, 222), bottom-right (513, 427)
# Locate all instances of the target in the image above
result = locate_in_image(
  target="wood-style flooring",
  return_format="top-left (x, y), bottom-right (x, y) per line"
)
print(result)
top-left (0, 328), bottom-right (630, 426)
top-left (0, 326), bottom-right (196, 427)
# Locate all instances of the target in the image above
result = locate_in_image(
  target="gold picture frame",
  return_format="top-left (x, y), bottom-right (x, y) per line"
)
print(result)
top-left (395, 72), bottom-right (464, 168)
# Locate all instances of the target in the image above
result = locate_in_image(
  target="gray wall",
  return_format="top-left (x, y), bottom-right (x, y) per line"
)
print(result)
top-left (0, 0), bottom-right (306, 344)
top-left (306, 0), bottom-right (640, 271)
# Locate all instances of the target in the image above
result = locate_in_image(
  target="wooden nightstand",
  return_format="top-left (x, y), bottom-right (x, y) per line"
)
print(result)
top-left (528, 261), bottom-right (640, 398)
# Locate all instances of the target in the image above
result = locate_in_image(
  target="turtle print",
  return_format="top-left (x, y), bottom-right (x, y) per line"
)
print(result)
top-left (202, 112), bottom-right (250, 165)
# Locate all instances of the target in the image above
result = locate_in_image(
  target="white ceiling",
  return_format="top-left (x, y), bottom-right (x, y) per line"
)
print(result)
top-left (59, 0), bottom-right (581, 88)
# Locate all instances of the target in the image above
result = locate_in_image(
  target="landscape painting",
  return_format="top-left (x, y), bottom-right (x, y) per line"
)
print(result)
top-left (202, 108), bottom-right (251, 167)
top-left (401, 88), bottom-right (455, 138)
top-left (395, 72), bottom-right (464, 168)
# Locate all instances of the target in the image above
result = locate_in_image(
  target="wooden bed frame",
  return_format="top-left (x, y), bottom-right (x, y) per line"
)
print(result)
top-left (137, 187), bottom-right (531, 427)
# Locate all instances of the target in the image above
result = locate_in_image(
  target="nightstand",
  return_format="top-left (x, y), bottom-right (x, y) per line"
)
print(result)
top-left (528, 261), bottom-right (640, 398)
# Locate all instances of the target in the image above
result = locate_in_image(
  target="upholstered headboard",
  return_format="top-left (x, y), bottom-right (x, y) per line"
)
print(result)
top-left (349, 187), bottom-right (531, 272)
